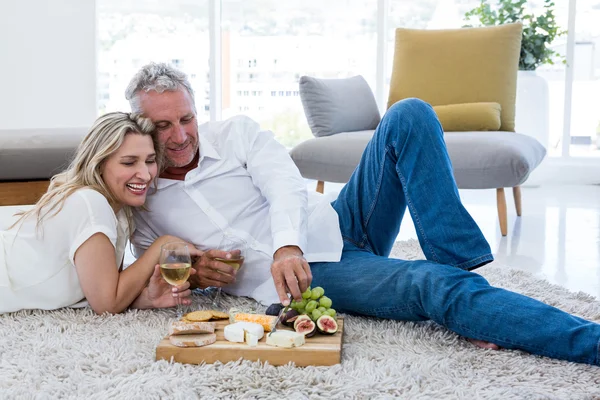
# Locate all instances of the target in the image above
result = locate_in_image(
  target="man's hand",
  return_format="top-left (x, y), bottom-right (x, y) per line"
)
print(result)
top-left (190, 249), bottom-right (239, 289)
top-left (271, 245), bottom-right (312, 306)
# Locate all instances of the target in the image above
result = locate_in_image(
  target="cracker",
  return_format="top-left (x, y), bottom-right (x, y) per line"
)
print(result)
top-left (209, 310), bottom-right (229, 320)
top-left (183, 310), bottom-right (213, 322)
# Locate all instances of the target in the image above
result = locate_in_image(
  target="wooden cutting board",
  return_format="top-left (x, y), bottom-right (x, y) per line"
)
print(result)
top-left (156, 317), bottom-right (344, 367)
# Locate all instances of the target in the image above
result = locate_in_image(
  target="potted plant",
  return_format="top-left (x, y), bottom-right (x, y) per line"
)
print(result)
top-left (464, 0), bottom-right (565, 71)
top-left (464, 0), bottom-right (566, 148)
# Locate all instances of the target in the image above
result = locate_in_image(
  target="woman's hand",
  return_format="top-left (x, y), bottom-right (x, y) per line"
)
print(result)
top-left (131, 264), bottom-right (196, 309)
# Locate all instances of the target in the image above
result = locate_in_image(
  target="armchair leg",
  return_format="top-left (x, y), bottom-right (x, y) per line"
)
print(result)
top-left (496, 188), bottom-right (508, 236)
top-left (512, 186), bottom-right (522, 216)
top-left (316, 180), bottom-right (324, 194)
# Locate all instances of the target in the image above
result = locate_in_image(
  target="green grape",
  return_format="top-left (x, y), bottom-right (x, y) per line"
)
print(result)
top-left (310, 288), bottom-right (321, 300)
top-left (290, 300), bottom-right (299, 310)
top-left (305, 300), bottom-right (318, 313)
top-left (324, 308), bottom-right (336, 318)
top-left (317, 306), bottom-right (327, 313)
top-left (311, 309), bottom-right (323, 321)
top-left (297, 299), bottom-right (308, 309)
top-left (319, 296), bottom-right (332, 309)
top-left (297, 307), bottom-right (305, 314)
top-left (314, 286), bottom-right (325, 297)
top-left (301, 288), bottom-right (312, 299)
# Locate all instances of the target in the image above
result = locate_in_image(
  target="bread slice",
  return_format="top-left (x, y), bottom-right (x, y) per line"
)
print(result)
top-left (169, 333), bottom-right (217, 348)
top-left (169, 321), bottom-right (216, 336)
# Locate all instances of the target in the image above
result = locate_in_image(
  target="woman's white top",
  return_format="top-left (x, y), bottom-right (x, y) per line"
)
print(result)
top-left (0, 189), bottom-right (128, 314)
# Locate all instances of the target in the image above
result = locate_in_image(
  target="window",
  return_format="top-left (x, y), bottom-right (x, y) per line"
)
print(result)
top-left (568, 0), bottom-right (600, 157)
top-left (97, 0), bottom-right (209, 118)
top-left (222, 0), bottom-right (377, 148)
top-left (96, 0), bottom-right (600, 165)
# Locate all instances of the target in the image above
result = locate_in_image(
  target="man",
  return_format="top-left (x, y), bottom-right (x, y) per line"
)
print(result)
top-left (127, 63), bottom-right (600, 366)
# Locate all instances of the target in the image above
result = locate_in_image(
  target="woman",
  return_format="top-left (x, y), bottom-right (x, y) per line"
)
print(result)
top-left (0, 112), bottom-right (199, 314)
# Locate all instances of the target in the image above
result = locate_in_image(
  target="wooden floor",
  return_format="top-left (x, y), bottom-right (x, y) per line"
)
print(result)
top-left (0, 180), bottom-right (50, 206)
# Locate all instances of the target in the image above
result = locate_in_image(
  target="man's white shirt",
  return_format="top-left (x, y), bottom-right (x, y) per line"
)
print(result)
top-left (131, 116), bottom-right (343, 305)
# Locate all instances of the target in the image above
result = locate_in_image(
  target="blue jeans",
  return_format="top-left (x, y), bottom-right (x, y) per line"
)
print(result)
top-left (310, 98), bottom-right (600, 366)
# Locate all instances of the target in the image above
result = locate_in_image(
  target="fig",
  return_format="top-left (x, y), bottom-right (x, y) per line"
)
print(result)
top-left (281, 309), bottom-right (299, 327)
top-left (293, 314), bottom-right (313, 331)
top-left (265, 303), bottom-right (284, 316)
top-left (316, 315), bottom-right (338, 335)
top-left (294, 317), bottom-right (317, 337)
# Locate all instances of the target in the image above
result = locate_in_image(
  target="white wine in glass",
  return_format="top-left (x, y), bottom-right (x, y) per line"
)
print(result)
top-left (160, 263), bottom-right (191, 286)
top-left (159, 242), bottom-right (192, 317)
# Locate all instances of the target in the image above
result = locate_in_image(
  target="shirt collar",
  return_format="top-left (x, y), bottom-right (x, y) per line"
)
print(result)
top-left (197, 132), bottom-right (221, 162)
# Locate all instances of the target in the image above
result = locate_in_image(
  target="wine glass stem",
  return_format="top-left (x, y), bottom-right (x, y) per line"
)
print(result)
top-left (176, 291), bottom-right (183, 318)
top-left (212, 287), bottom-right (222, 308)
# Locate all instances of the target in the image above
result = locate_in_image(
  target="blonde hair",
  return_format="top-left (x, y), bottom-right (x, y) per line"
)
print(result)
top-left (11, 112), bottom-right (162, 232)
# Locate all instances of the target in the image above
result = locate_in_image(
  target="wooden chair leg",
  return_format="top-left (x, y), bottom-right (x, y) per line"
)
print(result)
top-left (496, 188), bottom-right (508, 237)
top-left (512, 186), bottom-right (522, 217)
top-left (316, 180), bottom-right (324, 194)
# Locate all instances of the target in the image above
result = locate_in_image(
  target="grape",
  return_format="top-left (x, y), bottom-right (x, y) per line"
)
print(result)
top-left (297, 299), bottom-right (308, 309)
top-left (314, 286), bottom-right (325, 297)
top-left (305, 300), bottom-right (319, 313)
top-left (324, 308), bottom-right (336, 318)
top-left (310, 288), bottom-right (321, 300)
top-left (311, 309), bottom-right (323, 321)
top-left (319, 296), bottom-right (332, 309)
top-left (317, 306), bottom-right (327, 313)
top-left (301, 288), bottom-right (312, 299)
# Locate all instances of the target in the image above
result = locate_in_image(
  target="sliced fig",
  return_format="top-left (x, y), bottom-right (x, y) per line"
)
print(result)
top-left (316, 315), bottom-right (338, 335)
top-left (293, 314), bottom-right (313, 331)
top-left (305, 325), bottom-right (317, 338)
top-left (265, 303), bottom-right (284, 316)
top-left (294, 317), bottom-right (316, 337)
top-left (286, 314), bottom-right (302, 325)
top-left (281, 309), bottom-right (299, 327)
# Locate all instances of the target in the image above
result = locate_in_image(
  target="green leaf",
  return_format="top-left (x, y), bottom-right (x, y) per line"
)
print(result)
top-left (463, 0), bottom-right (566, 70)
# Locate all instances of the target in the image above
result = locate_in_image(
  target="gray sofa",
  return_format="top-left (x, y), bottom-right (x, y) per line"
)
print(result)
top-left (0, 128), bottom-right (85, 205)
top-left (290, 76), bottom-right (546, 236)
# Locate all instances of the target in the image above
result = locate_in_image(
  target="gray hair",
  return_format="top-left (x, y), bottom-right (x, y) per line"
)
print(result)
top-left (125, 62), bottom-right (196, 114)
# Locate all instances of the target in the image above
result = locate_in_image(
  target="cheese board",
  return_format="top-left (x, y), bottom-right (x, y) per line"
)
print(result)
top-left (155, 317), bottom-right (344, 367)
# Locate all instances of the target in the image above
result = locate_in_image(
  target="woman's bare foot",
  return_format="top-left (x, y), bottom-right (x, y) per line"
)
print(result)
top-left (467, 338), bottom-right (500, 350)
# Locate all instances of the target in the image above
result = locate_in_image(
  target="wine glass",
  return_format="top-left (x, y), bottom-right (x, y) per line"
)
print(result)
top-left (212, 235), bottom-right (246, 309)
top-left (159, 241), bottom-right (192, 318)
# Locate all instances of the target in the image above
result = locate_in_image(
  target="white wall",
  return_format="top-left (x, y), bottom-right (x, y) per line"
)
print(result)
top-left (0, 0), bottom-right (96, 130)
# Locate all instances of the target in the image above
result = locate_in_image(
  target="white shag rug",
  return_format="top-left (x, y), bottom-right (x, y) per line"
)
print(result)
top-left (2, 240), bottom-right (600, 400)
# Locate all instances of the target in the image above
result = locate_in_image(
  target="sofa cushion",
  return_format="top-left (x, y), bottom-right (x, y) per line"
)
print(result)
top-left (433, 102), bottom-right (502, 132)
top-left (290, 130), bottom-right (375, 183)
top-left (388, 23), bottom-right (522, 132)
top-left (289, 130), bottom-right (546, 189)
top-left (299, 75), bottom-right (381, 137)
top-left (0, 128), bottom-right (85, 180)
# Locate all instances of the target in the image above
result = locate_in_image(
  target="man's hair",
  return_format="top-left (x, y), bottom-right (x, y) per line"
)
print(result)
top-left (125, 62), bottom-right (196, 114)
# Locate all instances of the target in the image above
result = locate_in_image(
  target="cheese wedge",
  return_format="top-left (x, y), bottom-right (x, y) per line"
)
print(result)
top-left (224, 322), bottom-right (265, 344)
top-left (245, 332), bottom-right (260, 347)
top-left (169, 333), bottom-right (217, 348)
top-left (233, 313), bottom-right (278, 332)
top-left (265, 330), bottom-right (305, 348)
